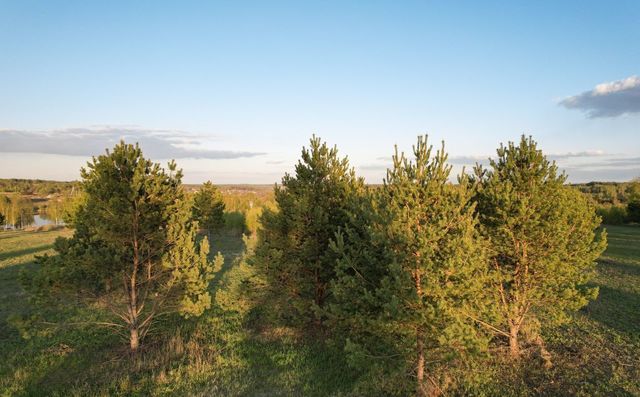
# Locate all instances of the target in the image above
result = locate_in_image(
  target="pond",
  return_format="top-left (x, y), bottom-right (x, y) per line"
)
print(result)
top-left (33, 214), bottom-right (60, 226)
top-left (2, 214), bottom-right (63, 230)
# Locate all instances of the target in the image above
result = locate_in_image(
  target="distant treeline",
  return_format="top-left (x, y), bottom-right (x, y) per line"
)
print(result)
top-left (572, 181), bottom-right (637, 205)
top-left (2, 178), bottom-right (638, 227)
top-left (572, 181), bottom-right (640, 225)
top-left (0, 178), bottom-right (78, 196)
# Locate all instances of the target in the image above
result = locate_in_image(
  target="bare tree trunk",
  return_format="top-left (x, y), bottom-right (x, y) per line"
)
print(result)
top-left (130, 327), bottom-right (140, 352)
top-left (509, 323), bottom-right (520, 358)
top-left (414, 260), bottom-right (428, 397)
top-left (129, 213), bottom-right (140, 353)
top-left (416, 327), bottom-right (425, 397)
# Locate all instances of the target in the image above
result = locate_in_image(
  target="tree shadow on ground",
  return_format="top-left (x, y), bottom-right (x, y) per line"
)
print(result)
top-left (598, 258), bottom-right (640, 276)
top-left (0, 244), bottom-right (53, 262)
top-left (584, 285), bottom-right (640, 336)
top-left (235, 330), bottom-right (358, 397)
top-left (234, 277), bottom-right (359, 397)
top-left (208, 231), bottom-right (246, 292)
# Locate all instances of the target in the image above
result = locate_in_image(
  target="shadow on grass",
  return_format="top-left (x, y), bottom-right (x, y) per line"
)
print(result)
top-left (235, 330), bottom-right (358, 397)
top-left (15, 329), bottom-right (122, 396)
top-left (585, 285), bottom-right (640, 336)
top-left (0, 244), bottom-right (53, 262)
top-left (598, 258), bottom-right (640, 276)
top-left (208, 231), bottom-right (246, 292)
top-left (0, 260), bottom-right (42, 347)
top-left (234, 279), bottom-right (360, 396)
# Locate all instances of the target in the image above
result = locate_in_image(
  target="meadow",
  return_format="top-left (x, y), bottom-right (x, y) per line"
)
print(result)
top-left (0, 220), bottom-right (638, 396)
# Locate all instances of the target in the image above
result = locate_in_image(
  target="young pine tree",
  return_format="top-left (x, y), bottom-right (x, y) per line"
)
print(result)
top-left (26, 141), bottom-right (223, 352)
top-left (254, 135), bottom-right (364, 328)
top-left (472, 135), bottom-right (607, 360)
top-left (626, 181), bottom-right (640, 223)
top-left (192, 181), bottom-right (226, 235)
top-left (330, 136), bottom-right (489, 396)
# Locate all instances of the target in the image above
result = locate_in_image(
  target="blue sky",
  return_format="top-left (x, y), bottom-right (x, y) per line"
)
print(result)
top-left (1, 1), bottom-right (639, 183)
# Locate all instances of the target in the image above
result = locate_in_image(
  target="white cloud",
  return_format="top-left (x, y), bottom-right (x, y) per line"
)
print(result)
top-left (593, 76), bottom-right (640, 95)
top-left (0, 127), bottom-right (265, 159)
top-left (547, 150), bottom-right (607, 160)
top-left (560, 75), bottom-right (640, 118)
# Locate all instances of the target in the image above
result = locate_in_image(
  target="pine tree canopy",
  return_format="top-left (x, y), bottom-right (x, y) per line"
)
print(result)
top-left (192, 181), bottom-right (226, 233)
top-left (254, 135), bottom-right (365, 328)
top-left (471, 135), bottom-right (607, 359)
top-left (330, 136), bottom-right (489, 396)
top-left (24, 141), bottom-right (223, 351)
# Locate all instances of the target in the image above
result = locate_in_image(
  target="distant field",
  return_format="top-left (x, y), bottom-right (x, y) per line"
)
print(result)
top-left (0, 225), bottom-right (638, 396)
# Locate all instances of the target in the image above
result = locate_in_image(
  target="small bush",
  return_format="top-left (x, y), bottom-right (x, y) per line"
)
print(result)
top-left (596, 205), bottom-right (627, 225)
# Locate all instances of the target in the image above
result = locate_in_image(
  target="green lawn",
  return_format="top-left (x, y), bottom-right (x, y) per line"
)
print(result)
top-left (524, 226), bottom-right (640, 396)
top-left (0, 226), bottom-right (638, 396)
top-left (0, 228), bottom-right (72, 345)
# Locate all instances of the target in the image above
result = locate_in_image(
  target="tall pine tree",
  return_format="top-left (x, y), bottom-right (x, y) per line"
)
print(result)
top-left (26, 141), bottom-right (223, 351)
top-left (472, 135), bottom-right (606, 360)
top-left (254, 135), bottom-right (364, 328)
top-left (330, 136), bottom-right (489, 396)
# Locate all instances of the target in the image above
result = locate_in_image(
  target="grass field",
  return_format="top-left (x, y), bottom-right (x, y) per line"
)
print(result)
top-left (0, 226), bottom-right (638, 396)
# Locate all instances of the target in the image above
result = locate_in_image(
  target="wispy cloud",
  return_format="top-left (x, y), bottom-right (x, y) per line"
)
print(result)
top-left (364, 151), bottom-right (613, 170)
top-left (546, 150), bottom-right (607, 161)
top-left (419, 151), bottom-right (637, 182)
top-left (448, 155), bottom-right (489, 165)
top-left (0, 127), bottom-right (266, 159)
top-left (565, 156), bottom-right (640, 169)
top-left (559, 75), bottom-right (640, 118)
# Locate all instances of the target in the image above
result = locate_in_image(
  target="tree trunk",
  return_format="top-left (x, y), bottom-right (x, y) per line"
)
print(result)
top-left (129, 212), bottom-right (141, 353)
top-left (416, 328), bottom-right (425, 396)
top-left (130, 327), bottom-right (140, 352)
top-left (414, 262), bottom-right (429, 397)
top-left (509, 324), bottom-right (520, 358)
top-left (313, 268), bottom-right (325, 330)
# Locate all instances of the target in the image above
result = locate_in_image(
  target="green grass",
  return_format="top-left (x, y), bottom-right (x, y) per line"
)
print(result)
top-left (512, 226), bottom-right (640, 396)
top-left (0, 229), bottom-right (355, 396)
top-left (0, 226), bottom-right (639, 396)
top-left (0, 228), bottom-right (72, 344)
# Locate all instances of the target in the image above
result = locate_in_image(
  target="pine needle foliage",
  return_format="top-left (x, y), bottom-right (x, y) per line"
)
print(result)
top-left (254, 135), bottom-right (365, 329)
top-left (330, 136), bottom-right (489, 396)
top-left (192, 181), bottom-right (226, 234)
top-left (471, 135), bottom-right (607, 359)
top-left (25, 141), bottom-right (223, 352)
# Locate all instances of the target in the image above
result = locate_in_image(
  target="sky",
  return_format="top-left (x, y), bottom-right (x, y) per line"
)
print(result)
top-left (0, 0), bottom-right (639, 184)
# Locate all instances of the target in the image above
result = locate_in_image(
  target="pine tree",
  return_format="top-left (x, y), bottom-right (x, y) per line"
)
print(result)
top-left (472, 135), bottom-right (607, 360)
top-left (330, 136), bottom-right (489, 396)
top-left (626, 181), bottom-right (640, 223)
top-left (192, 181), bottom-right (226, 234)
top-left (26, 141), bottom-right (223, 352)
top-left (254, 135), bottom-right (364, 328)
